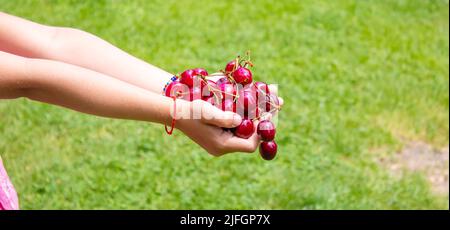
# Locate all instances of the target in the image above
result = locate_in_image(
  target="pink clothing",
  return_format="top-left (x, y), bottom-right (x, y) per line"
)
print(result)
top-left (0, 156), bottom-right (19, 210)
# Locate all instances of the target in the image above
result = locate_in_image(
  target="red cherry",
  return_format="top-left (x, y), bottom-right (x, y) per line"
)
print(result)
top-left (257, 93), bottom-right (279, 114)
top-left (225, 60), bottom-right (239, 73)
top-left (206, 79), bottom-right (216, 86)
top-left (193, 68), bottom-right (208, 77)
top-left (254, 82), bottom-right (269, 114)
top-left (203, 96), bottom-right (216, 106)
top-left (266, 94), bottom-right (280, 114)
top-left (165, 79), bottom-right (179, 97)
top-left (234, 119), bottom-right (254, 139)
top-left (238, 81), bottom-right (254, 92)
top-left (257, 120), bottom-right (276, 141)
top-left (254, 81), bottom-right (269, 97)
top-left (257, 95), bottom-right (269, 111)
top-left (190, 86), bottom-right (202, 101)
top-left (222, 99), bottom-right (236, 112)
top-left (216, 77), bottom-right (231, 86)
top-left (180, 69), bottom-right (195, 87)
top-left (201, 80), bottom-right (217, 99)
top-left (232, 67), bottom-right (253, 86)
top-left (236, 89), bottom-right (257, 119)
top-left (191, 75), bottom-right (206, 89)
top-left (219, 83), bottom-right (237, 100)
top-left (166, 81), bottom-right (189, 99)
top-left (259, 141), bottom-right (277, 160)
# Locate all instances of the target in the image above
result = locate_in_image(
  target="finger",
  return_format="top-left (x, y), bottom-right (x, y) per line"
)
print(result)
top-left (222, 120), bottom-right (260, 154)
top-left (195, 100), bottom-right (242, 128)
top-left (222, 131), bottom-right (260, 154)
top-left (253, 120), bottom-right (260, 132)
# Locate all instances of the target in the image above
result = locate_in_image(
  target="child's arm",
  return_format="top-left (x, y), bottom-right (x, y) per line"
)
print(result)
top-left (0, 51), bottom-right (259, 156)
top-left (0, 11), bottom-right (173, 93)
top-left (0, 12), bottom-right (283, 105)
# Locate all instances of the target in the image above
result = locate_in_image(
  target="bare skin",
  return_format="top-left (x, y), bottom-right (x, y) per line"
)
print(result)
top-left (0, 12), bottom-right (283, 156)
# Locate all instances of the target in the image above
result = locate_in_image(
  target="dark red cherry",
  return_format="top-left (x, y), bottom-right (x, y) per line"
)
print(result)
top-left (232, 67), bottom-right (253, 86)
top-left (254, 81), bottom-right (269, 97)
top-left (203, 96), bottom-right (216, 106)
top-left (257, 120), bottom-right (276, 141)
top-left (220, 83), bottom-right (237, 100)
top-left (216, 77), bottom-right (231, 86)
top-left (259, 141), bottom-right (277, 160)
top-left (266, 94), bottom-right (280, 114)
top-left (236, 89), bottom-right (257, 119)
top-left (221, 99), bottom-right (236, 112)
top-left (225, 60), bottom-right (239, 73)
top-left (190, 86), bottom-right (202, 101)
top-left (201, 80), bottom-right (217, 99)
top-left (193, 68), bottom-right (208, 77)
top-left (234, 119), bottom-right (254, 139)
top-left (166, 80), bottom-right (189, 99)
top-left (180, 69), bottom-right (196, 87)
top-left (165, 79), bottom-right (178, 97)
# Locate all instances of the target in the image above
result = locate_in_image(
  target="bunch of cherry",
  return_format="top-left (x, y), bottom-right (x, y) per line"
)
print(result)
top-left (165, 54), bottom-right (280, 160)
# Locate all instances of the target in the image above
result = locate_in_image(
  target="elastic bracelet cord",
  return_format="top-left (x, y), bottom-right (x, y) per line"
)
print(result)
top-left (164, 96), bottom-right (177, 135)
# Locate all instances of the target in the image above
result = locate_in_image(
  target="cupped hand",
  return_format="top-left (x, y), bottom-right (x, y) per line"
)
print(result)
top-left (176, 75), bottom-right (283, 156)
top-left (177, 100), bottom-right (260, 156)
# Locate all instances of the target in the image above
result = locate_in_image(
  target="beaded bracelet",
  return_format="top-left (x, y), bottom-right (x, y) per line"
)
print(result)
top-left (162, 76), bottom-right (178, 96)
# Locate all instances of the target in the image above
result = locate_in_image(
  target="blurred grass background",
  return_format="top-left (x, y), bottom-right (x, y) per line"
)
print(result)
top-left (0, 0), bottom-right (448, 209)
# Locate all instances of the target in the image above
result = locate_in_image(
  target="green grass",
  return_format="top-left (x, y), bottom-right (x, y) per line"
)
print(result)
top-left (0, 0), bottom-right (448, 209)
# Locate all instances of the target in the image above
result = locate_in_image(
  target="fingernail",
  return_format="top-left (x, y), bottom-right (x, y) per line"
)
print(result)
top-left (232, 114), bottom-right (242, 126)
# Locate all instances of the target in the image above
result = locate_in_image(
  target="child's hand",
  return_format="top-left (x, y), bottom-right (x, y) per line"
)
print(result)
top-left (177, 90), bottom-right (283, 156)
top-left (176, 100), bottom-right (258, 156)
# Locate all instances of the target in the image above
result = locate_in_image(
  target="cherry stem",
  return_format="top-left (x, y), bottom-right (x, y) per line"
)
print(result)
top-left (251, 107), bottom-right (280, 122)
top-left (209, 72), bottom-right (224, 77)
